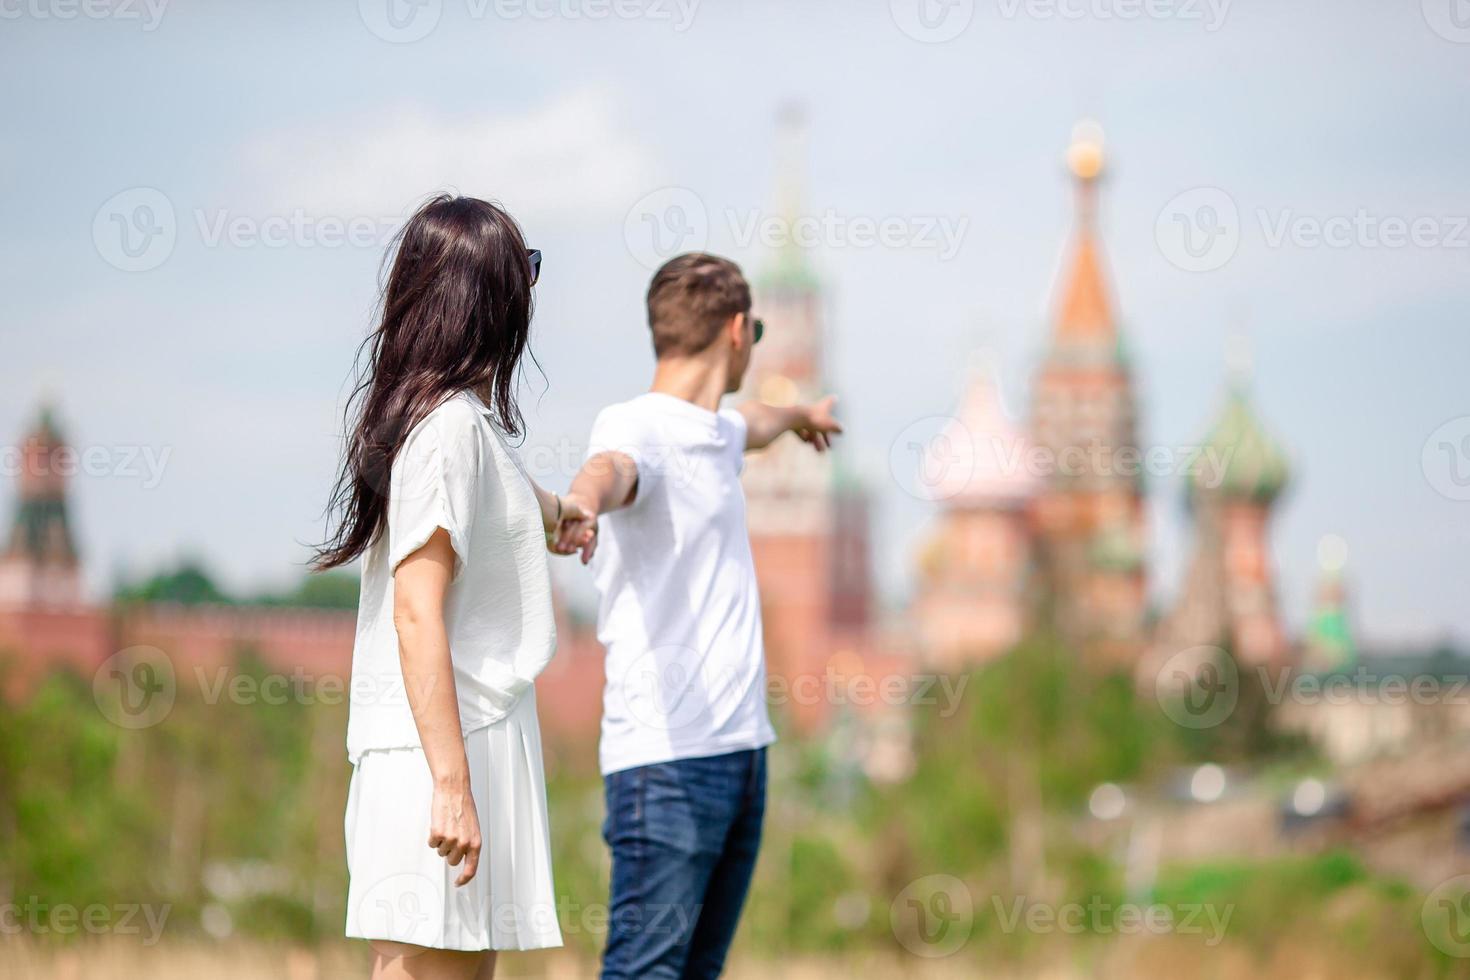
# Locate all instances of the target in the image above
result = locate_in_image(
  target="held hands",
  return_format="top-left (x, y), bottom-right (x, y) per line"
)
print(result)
top-left (795, 395), bottom-right (844, 453)
top-left (551, 492), bottom-right (600, 565)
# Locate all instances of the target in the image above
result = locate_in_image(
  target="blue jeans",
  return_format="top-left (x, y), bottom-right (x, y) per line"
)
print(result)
top-left (599, 748), bottom-right (767, 979)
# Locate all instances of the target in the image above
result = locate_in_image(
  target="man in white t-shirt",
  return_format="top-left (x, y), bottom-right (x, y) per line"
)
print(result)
top-left (556, 253), bottom-right (842, 980)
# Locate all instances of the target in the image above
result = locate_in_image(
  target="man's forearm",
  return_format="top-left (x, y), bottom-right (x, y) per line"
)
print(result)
top-left (567, 451), bottom-right (639, 515)
top-left (739, 401), bottom-right (809, 451)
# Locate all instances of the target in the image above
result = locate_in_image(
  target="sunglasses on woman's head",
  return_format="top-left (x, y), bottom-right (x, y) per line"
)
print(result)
top-left (527, 249), bottom-right (542, 286)
top-left (750, 314), bottom-right (764, 344)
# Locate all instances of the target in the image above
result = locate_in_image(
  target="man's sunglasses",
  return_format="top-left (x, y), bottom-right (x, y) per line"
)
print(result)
top-left (748, 314), bottom-right (764, 345)
top-left (527, 249), bottom-right (542, 286)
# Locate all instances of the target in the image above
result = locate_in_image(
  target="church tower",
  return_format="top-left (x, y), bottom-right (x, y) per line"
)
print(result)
top-left (1151, 356), bottom-right (1292, 670)
top-left (1303, 535), bottom-right (1354, 670)
top-left (1029, 122), bottom-right (1147, 661)
top-left (913, 356), bottom-right (1040, 669)
top-left (741, 105), bottom-right (875, 700)
top-left (0, 404), bottom-right (85, 608)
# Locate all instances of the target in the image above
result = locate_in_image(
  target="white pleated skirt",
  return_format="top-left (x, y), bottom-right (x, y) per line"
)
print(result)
top-left (344, 690), bottom-right (564, 952)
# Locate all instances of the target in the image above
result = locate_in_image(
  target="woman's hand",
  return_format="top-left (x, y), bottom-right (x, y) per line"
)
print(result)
top-left (553, 492), bottom-right (600, 565)
top-left (428, 777), bottom-right (482, 887)
top-left (534, 483), bottom-right (598, 560)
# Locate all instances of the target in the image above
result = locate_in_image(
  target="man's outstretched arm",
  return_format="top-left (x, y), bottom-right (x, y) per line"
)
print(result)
top-left (554, 451), bottom-right (639, 564)
top-left (739, 395), bottom-right (844, 453)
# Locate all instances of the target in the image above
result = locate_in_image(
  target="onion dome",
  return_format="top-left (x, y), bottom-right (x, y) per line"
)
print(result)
top-left (922, 356), bottom-right (1040, 508)
top-left (1190, 384), bottom-right (1290, 502)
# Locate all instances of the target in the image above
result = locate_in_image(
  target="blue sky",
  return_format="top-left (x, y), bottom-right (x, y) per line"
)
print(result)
top-left (2, 0), bottom-right (1467, 645)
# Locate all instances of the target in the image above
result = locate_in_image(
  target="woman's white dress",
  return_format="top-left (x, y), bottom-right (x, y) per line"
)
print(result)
top-left (343, 391), bottom-right (563, 952)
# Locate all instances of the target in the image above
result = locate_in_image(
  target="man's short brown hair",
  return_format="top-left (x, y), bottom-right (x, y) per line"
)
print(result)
top-left (646, 253), bottom-right (751, 358)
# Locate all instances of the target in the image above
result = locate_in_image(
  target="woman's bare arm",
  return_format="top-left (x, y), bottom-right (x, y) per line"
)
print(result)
top-left (393, 528), bottom-right (481, 887)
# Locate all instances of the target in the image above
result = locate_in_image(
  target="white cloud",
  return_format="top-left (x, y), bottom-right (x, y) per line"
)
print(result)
top-left (237, 88), bottom-right (655, 222)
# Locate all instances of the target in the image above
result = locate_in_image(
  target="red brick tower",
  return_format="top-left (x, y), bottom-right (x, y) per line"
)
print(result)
top-left (1029, 123), bottom-right (1147, 662)
top-left (0, 404), bottom-right (85, 609)
top-left (741, 106), bottom-right (875, 713)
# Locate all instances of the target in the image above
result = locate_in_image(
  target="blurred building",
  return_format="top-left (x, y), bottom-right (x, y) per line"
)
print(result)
top-left (914, 124), bottom-right (1152, 667)
top-left (915, 123), bottom-right (1305, 680)
top-left (912, 360), bottom-right (1039, 668)
top-left (0, 405), bottom-right (85, 609)
top-left (1150, 371), bottom-right (1293, 672)
top-left (737, 104), bottom-right (903, 732)
top-left (1028, 125), bottom-right (1148, 663)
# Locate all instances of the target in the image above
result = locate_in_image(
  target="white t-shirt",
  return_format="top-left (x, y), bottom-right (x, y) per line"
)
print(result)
top-left (586, 392), bottom-right (776, 775)
top-left (345, 391), bottom-right (557, 764)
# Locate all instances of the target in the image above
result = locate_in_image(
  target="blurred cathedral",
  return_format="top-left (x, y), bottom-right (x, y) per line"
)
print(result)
top-left (912, 121), bottom-right (1296, 675)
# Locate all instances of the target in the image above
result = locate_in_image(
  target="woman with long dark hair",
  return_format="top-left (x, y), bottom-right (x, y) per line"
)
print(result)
top-left (317, 195), bottom-right (591, 979)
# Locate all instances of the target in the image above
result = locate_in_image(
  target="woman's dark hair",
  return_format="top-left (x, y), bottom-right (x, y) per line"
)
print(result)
top-left (314, 195), bottom-right (536, 570)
